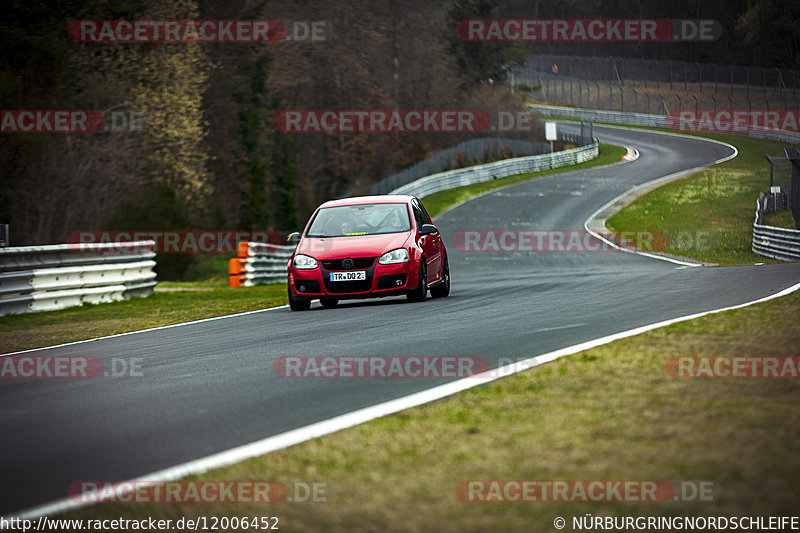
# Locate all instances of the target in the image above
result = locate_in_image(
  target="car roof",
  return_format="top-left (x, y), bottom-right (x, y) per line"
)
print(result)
top-left (318, 195), bottom-right (415, 208)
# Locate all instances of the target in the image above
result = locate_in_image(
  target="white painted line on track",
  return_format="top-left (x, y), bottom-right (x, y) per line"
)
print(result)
top-left (1, 305), bottom-right (290, 357)
top-left (9, 279), bottom-right (800, 522)
top-left (0, 123), bottom-right (766, 523)
top-left (583, 127), bottom-right (738, 267)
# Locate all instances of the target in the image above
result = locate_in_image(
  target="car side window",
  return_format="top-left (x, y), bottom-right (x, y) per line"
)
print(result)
top-left (417, 200), bottom-right (433, 225)
top-left (410, 200), bottom-right (424, 229)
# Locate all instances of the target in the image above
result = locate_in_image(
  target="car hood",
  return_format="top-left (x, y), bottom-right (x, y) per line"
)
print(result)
top-left (298, 232), bottom-right (412, 259)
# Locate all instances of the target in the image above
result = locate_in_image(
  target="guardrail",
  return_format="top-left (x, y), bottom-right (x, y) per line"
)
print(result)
top-left (228, 135), bottom-right (599, 287)
top-left (228, 242), bottom-right (295, 287)
top-left (364, 137), bottom-right (556, 196)
top-left (390, 134), bottom-right (598, 198)
top-left (752, 201), bottom-right (800, 261)
top-left (0, 240), bottom-right (157, 316)
top-left (526, 103), bottom-right (800, 144)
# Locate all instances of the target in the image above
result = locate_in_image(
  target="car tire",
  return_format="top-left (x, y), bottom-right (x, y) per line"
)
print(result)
top-left (406, 259), bottom-right (427, 302)
top-left (430, 253), bottom-right (450, 298)
top-left (288, 284), bottom-right (311, 311)
top-left (320, 298), bottom-right (339, 309)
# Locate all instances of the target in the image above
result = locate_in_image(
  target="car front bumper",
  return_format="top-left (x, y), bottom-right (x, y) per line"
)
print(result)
top-left (288, 260), bottom-right (416, 300)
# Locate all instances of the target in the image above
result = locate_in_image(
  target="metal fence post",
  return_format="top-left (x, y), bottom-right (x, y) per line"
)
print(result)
top-left (569, 78), bottom-right (574, 106)
top-left (786, 148), bottom-right (800, 229)
top-left (683, 62), bottom-right (688, 91)
top-left (746, 68), bottom-right (750, 100)
top-left (698, 62), bottom-right (703, 93)
top-left (730, 67), bottom-right (734, 95)
top-left (540, 73), bottom-right (545, 99)
top-left (596, 81), bottom-right (600, 108)
top-left (669, 62), bottom-right (673, 90)
top-left (713, 64), bottom-right (718, 93)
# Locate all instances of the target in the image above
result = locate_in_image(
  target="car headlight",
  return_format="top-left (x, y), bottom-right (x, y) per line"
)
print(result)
top-left (379, 248), bottom-right (409, 265)
top-left (293, 254), bottom-right (318, 269)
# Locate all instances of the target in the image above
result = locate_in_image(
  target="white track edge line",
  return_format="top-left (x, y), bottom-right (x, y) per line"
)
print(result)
top-left (7, 279), bottom-right (800, 522)
top-left (0, 123), bottom-right (640, 358)
top-left (583, 130), bottom-right (738, 267)
top-left (1, 304), bottom-right (290, 357)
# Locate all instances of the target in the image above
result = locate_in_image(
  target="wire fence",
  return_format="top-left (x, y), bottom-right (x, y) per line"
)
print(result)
top-left (765, 155), bottom-right (794, 209)
top-left (515, 54), bottom-right (800, 115)
top-left (523, 54), bottom-right (800, 96)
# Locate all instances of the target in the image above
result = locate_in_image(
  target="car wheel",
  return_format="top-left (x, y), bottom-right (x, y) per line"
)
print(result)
top-left (320, 298), bottom-right (339, 309)
top-left (407, 259), bottom-right (427, 302)
top-left (288, 284), bottom-right (311, 311)
top-left (430, 254), bottom-right (450, 298)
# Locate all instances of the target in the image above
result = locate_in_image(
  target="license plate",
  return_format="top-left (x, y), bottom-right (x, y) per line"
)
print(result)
top-left (330, 271), bottom-right (366, 282)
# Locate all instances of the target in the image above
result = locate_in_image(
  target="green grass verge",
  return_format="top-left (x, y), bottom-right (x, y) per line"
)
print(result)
top-left (1, 144), bottom-right (624, 353)
top-left (763, 209), bottom-right (797, 229)
top-left (62, 286), bottom-right (800, 532)
top-left (604, 131), bottom-right (800, 265)
top-left (0, 284), bottom-right (286, 353)
top-left (425, 143), bottom-right (626, 218)
top-left (531, 115), bottom-right (800, 254)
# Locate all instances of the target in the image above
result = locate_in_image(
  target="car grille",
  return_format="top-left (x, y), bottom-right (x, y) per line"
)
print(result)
top-left (321, 264), bottom-right (376, 294)
top-left (321, 257), bottom-right (376, 271)
top-left (323, 279), bottom-right (373, 293)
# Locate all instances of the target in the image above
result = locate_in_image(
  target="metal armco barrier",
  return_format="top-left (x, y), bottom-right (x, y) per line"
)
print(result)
top-left (390, 134), bottom-right (598, 198)
top-left (752, 201), bottom-right (800, 261)
top-left (229, 242), bottom-right (295, 287)
top-left (228, 137), bottom-right (599, 287)
top-left (0, 240), bottom-right (157, 316)
top-left (526, 104), bottom-right (800, 144)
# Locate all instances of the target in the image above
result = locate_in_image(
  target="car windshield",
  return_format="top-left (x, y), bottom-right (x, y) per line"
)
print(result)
top-left (306, 203), bottom-right (412, 237)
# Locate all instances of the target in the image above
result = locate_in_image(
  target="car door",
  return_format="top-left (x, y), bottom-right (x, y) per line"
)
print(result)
top-left (412, 198), bottom-right (441, 282)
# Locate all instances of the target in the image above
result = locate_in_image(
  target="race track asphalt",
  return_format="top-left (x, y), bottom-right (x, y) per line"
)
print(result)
top-left (2, 124), bottom-right (798, 516)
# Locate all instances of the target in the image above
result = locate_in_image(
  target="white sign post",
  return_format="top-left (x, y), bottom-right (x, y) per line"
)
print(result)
top-left (545, 121), bottom-right (557, 168)
top-left (545, 121), bottom-right (557, 151)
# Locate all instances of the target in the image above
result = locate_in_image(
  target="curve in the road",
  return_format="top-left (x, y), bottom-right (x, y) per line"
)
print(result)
top-left (3, 124), bottom-right (799, 520)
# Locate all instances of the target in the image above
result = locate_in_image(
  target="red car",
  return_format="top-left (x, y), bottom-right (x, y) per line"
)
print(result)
top-left (286, 195), bottom-right (450, 311)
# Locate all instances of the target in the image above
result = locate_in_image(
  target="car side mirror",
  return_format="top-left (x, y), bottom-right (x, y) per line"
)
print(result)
top-left (419, 224), bottom-right (438, 236)
top-left (287, 232), bottom-right (301, 245)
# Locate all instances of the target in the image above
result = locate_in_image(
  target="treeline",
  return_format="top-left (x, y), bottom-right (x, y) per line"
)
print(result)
top-left (0, 0), bottom-right (529, 262)
top-left (498, 0), bottom-right (800, 70)
top-left (1, 0), bottom-right (795, 273)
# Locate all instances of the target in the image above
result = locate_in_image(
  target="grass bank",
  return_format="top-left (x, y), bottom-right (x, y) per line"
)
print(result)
top-left (62, 284), bottom-right (800, 532)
